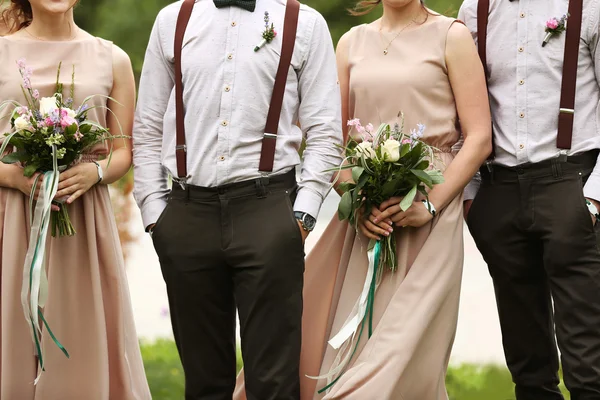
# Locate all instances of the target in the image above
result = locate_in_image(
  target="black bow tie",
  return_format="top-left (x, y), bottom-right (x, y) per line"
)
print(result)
top-left (213, 0), bottom-right (256, 12)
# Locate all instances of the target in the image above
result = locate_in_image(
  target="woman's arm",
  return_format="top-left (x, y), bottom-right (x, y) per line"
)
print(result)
top-left (375, 22), bottom-right (492, 227)
top-left (55, 44), bottom-right (136, 203)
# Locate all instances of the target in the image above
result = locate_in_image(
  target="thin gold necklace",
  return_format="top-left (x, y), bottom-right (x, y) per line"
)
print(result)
top-left (379, 20), bottom-right (416, 55)
top-left (24, 25), bottom-right (79, 42)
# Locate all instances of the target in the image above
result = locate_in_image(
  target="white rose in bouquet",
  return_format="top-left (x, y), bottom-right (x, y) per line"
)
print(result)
top-left (356, 141), bottom-right (376, 159)
top-left (39, 97), bottom-right (58, 116)
top-left (14, 116), bottom-right (30, 131)
top-left (381, 139), bottom-right (401, 162)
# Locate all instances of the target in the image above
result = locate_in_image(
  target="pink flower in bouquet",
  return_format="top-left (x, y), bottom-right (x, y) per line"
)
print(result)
top-left (32, 90), bottom-right (40, 100)
top-left (546, 18), bottom-right (559, 30)
top-left (16, 106), bottom-right (29, 115)
top-left (401, 138), bottom-right (411, 145)
top-left (60, 115), bottom-right (77, 129)
top-left (73, 131), bottom-right (84, 141)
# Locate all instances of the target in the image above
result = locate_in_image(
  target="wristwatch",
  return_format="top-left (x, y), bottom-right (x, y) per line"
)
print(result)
top-left (586, 199), bottom-right (599, 224)
top-left (294, 211), bottom-right (317, 232)
top-left (92, 161), bottom-right (103, 184)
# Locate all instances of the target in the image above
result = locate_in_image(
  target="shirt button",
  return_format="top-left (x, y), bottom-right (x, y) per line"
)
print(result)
top-left (221, 120), bottom-right (228, 126)
top-left (231, 21), bottom-right (237, 27)
top-left (519, 112), bottom-right (525, 118)
top-left (520, 12), bottom-right (526, 18)
top-left (519, 79), bottom-right (525, 85)
top-left (219, 156), bottom-right (226, 161)
top-left (227, 54), bottom-right (233, 60)
top-left (518, 47), bottom-right (524, 52)
top-left (519, 144), bottom-right (525, 149)
top-left (224, 86), bottom-right (231, 92)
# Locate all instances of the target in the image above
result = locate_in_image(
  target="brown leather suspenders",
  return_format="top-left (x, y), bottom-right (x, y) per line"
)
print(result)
top-left (173, 0), bottom-right (301, 183)
top-left (174, 0), bottom-right (195, 180)
top-left (477, 0), bottom-right (583, 153)
top-left (557, 0), bottom-right (584, 149)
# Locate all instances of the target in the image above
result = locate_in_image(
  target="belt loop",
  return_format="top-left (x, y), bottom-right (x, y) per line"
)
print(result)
top-left (485, 161), bottom-right (495, 184)
top-left (185, 184), bottom-right (190, 203)
top-left (255, 175), bottom-right (270, 198)
top-left (551, 157), bottom-right (563, 179)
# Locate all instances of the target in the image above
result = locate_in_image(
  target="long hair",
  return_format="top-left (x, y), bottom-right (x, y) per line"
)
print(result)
top-left (351, 0), bottom-right (428, 17)
top-left (0, 0), bottom-right (33, 33)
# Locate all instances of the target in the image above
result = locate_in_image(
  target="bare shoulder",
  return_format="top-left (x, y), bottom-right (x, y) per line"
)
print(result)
top-left (446, 20), bottom-right (475, 49)
top-left (111, 44), bottom-right (134, 74)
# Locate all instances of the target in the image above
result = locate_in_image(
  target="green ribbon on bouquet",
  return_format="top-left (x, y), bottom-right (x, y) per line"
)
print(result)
top-left (307, 240), bottom-right (381, 394)
top-left (20, 145), bottom-right (69, 383)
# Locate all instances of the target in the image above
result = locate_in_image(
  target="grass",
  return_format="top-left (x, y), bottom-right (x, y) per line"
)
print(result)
top-left (140, 340), bottom-right (570, 400)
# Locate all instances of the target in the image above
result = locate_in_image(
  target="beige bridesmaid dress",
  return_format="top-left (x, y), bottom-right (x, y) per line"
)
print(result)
top-left (0, 36), bottom-right (151, 399)
top-left (235, 15), bottom-right (464, 400)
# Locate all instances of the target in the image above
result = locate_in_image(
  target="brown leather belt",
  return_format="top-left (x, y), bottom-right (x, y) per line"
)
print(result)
top-left (476, 0), bottom-right (584, 158)
top-left (173, 0), bottom-right (301, 184)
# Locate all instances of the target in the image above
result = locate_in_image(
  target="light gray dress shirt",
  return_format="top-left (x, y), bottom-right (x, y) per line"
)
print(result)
top-left (458, 0), bottom-right (600, 201)
top-left (133, 0), bottom-right (343, 228)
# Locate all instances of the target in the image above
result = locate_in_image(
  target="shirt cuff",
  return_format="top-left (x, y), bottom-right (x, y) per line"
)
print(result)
top-left (584, 173), bottom-right (600, 203)
top-left (141, 197), bottom-right (168, 230)
top-left (293, 187), bottom-right (323, 220)
top-left (463, 173), bottom-right (481, 201)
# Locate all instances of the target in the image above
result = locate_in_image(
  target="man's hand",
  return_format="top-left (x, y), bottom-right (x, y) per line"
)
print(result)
top-left (297, 221), bottom-right (310, 243)
top-left (463, 200), bottom-right (473, 221)
top-left (586, 198), bottom-right (600, 225)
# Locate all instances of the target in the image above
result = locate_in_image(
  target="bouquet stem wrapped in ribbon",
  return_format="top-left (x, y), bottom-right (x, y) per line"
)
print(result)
top-left (0, 60), bottom-right (125, 380)
top-left (308, 117), bottom-right (444, 392)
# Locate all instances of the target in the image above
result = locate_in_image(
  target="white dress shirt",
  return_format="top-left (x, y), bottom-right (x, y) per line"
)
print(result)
top-left (458, 0), bottom-right (600, 201)
top-left (133, 0), bottom-right (343, 228)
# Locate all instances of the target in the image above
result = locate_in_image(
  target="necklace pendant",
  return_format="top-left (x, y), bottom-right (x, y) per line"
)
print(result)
top-left (383, 49), bottom-right (388, 55)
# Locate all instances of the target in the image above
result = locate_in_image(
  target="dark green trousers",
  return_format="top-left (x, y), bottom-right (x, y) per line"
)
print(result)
top-left (468, 152), bottom-right (600, 400)
top-left (152, 170), bottom-right (304, 400)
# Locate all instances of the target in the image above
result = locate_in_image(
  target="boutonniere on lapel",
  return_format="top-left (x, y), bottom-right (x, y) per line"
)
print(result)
top-left (542, 14), bottom-right (568, 47)
top-left (254, 11), bottom-right (277, 52)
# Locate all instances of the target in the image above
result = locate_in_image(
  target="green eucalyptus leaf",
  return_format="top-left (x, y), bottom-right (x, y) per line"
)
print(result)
top-left (23, 164), bottom-right (39, 177)
top-left (352, 166), bottom-right (364, 183)
top-left (400, 143), bottom-right (411, 158)
top-left (411, 169), bottom-right (433, 188)
top-left (1, 150), bottom-right (28, 164)
top-left (400, 185), bottom-right (417, 211)
top-left (338, 191), bottom-right (353, 221)
top-left (428, 170), bottom-right (445, 184)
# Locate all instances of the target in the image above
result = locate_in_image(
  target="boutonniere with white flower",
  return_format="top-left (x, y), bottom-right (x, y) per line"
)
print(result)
top-left (254, 11), bottom-right (277, 52)
top-left (543, 14), bottom-right (568, 47)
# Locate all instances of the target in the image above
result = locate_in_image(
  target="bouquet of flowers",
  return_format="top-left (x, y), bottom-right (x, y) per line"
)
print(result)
top-left (0, 59), bottom-right (122, 380)
top-left (0, 60), bottom-right (113, 237)
top-left (310, 117), bottom-right (444, 392)
top-left (337, 117), bottom-right (444, 271)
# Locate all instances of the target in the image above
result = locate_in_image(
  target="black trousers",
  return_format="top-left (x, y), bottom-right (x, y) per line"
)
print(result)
top-left (152, 170), bottom-right (304, 400)
top-left (468, 152), bottom-right (600, 400)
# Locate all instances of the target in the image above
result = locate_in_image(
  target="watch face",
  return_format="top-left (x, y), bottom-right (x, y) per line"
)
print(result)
top-left (304, 215), bottom-right (317, 230)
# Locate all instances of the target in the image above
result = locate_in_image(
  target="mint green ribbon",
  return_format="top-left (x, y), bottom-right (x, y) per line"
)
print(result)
top-left (317, 241), bottom-right (381, 394)
top-left (20, 146), bottom-right (69, 382)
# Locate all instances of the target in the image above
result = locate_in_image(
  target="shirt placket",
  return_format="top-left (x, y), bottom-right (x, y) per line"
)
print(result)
top-left (516, 1), bottom-right (529, 163)
top-left (216, 7), bottom-right (240, 185)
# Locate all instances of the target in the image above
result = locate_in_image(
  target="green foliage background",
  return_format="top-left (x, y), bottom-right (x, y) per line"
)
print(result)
top-left (74, 0), bottom-right (462, 81)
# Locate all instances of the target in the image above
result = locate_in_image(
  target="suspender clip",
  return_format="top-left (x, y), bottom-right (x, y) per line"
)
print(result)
top-left (173, 175), bottom-right (191, 191)
top-left (557, 150), bottom-right (568, 163)
top-left (176, 145), bottom-right (187, 152)
top-left (559, 108), bottom-right (575, 115)
top-left (264, 133), bottom-right (277, 140)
